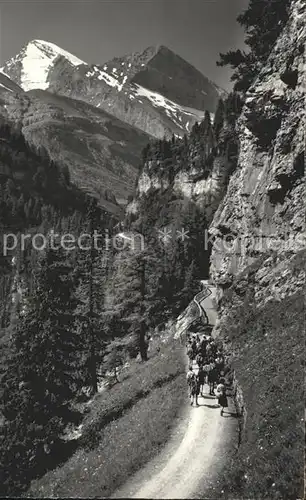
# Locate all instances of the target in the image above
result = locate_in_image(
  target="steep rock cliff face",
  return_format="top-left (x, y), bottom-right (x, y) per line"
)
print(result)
top-left (210, 0), bottom-right (305, 294)
top-left (209, 2), bottom-right (305, 497)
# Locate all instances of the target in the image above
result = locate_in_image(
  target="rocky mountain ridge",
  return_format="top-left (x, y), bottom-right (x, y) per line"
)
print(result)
top-left (0, 40), bottom-right (228, 214)
top-left (1, 40), bottom-right (225, 139)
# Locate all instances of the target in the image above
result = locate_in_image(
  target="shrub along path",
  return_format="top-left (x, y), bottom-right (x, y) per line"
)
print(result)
top-left (27, 340), bottom-right (190, 498)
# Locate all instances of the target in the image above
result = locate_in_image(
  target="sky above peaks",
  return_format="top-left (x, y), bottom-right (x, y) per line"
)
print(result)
top-left (0, 0), bottom-right (248, 91)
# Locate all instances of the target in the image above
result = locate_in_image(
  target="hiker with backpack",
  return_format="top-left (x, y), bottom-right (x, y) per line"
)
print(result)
top-left (215, 378), bottom-right (228, 416)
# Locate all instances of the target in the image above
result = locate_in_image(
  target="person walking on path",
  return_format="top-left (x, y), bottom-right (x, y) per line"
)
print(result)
top-left (202, 361), bottom-right (210, 386)
top-left (206, 342), bottom-right (212, 359)
top-left (197, 365), bottom-right (205, 396)
top-left (207, 359), bottom-right (218, 396)
top-left (209, 340), bottom-right (217, 358)
top-left (196, 352), bottom-right (204, 368)
top-left (215, 378), bottom-right (228, 416)
top-left (186, 367), bottom-right (200, 406)
top-left (186, 366), bottom-right (195, 395)
top-left (190, 374), bottom-right (201, 406)
top-left (214, 355), bottom-right (225, 380)
top-left (200, 337), bottom-right (207, 358)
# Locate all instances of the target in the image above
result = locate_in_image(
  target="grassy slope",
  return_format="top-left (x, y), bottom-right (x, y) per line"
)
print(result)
top-left (218, 253), bottom-right (305, 499)
top-left (27, 339), bottom-right (188, 498)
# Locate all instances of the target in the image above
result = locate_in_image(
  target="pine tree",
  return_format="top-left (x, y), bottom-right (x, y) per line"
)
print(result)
top-left (0, 246), bottom-right (83, 495)
top-left (110, 237), bottom-right (166, 361)
top-left (200, 111), bottom-right (215, 157)
top-left (217, 0), bottom-right (291, 91)
top-left (102, 339), bottom-right (125, 383)
top-left (75, 198), bottom-right (108, 393)
top-left (224, 92), bottom-right (244, 125)
top-left (112, 251), bottom-right (147, 361)
top-left (213, 98), bottom-right (225, 141)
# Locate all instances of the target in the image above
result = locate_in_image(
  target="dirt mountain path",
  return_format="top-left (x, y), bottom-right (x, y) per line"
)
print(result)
top-left (112, 285), bottom-right (237, 499)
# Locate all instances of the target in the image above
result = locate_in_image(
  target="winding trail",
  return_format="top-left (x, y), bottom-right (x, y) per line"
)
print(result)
top-left (112, 283), bottom-right (237, 499)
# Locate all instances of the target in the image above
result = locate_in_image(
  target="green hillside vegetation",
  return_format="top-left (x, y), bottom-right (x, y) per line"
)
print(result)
top-left (27, 339), bottom-right (187, 498)
top-left (0, 110), bottom-right (214, 496)
top-left (218, 251), bottom-right (305, 499)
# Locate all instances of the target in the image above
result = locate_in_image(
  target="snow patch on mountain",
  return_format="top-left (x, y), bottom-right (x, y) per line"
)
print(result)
top-left (132, 83), bottom-right (206, 131)
top-left (35, 40), bottom-right (85, 66)
top-left (84, 64), bottom-right (129, 91)
top-left (10, 40), bottom-right (85, 91)
top-left (97, 70), bottom-right (119, 88)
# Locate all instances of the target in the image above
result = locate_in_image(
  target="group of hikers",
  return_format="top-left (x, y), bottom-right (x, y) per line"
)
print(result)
top-left (185, 331), bottom-right (228, 415)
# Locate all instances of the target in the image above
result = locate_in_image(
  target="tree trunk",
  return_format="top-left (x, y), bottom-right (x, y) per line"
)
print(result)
top-left (89, 339), bottom-right (98, 393)
top-left (139, 259), bottom-right (148, 362)
top-left (139, 321), bottom-right (148, 361)
top-left (89, 227), bottom-right (98, 394)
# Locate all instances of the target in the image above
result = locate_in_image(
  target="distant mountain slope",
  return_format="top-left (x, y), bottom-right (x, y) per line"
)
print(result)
top-left (100, 44), bottom-right (227, 111)
top-left (2, 40), bottom-right (226, 139)
top-left (1, 89), bottom-right (150, 215)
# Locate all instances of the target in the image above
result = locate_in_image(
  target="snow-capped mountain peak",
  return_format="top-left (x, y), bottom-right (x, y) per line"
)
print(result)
top-left (30, 40), bottom-right (86, 66)
top-left (1, 39), bottom-right (86, 91)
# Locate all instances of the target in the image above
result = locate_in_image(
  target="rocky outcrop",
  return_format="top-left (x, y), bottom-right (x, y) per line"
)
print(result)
top-left (128, 113), bottom-right (239, 222)
top-left (210, 0), bottom-right (305, 295)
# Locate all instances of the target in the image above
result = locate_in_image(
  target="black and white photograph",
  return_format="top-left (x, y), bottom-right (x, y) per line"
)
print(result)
top-left (0, 0), bottom-right (304, 498)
